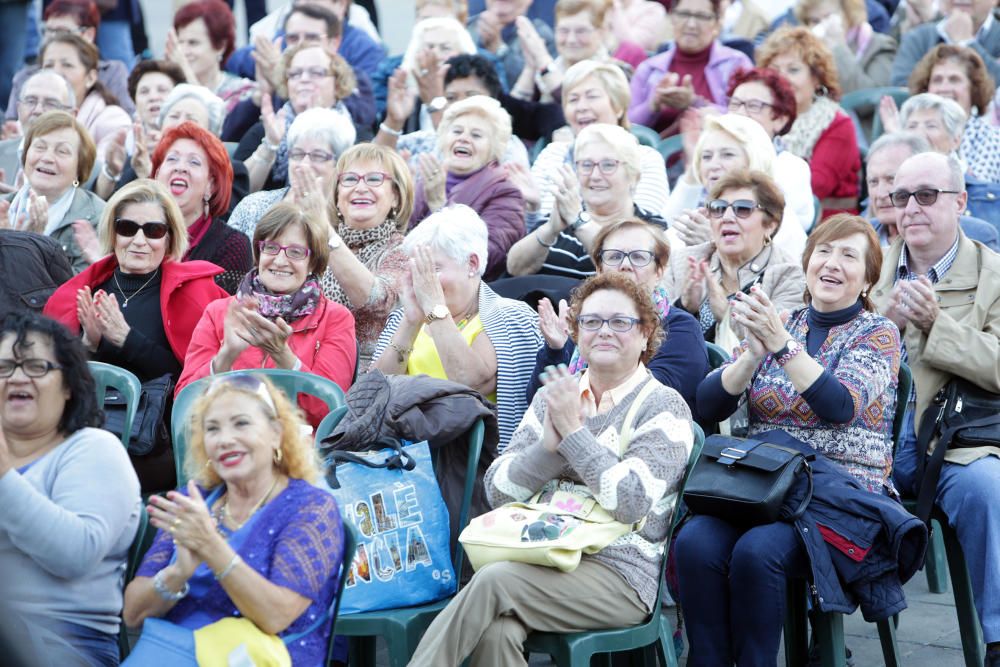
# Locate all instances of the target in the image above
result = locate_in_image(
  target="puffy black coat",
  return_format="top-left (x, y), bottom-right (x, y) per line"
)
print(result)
top-left (0, 230), bottom-right (73, 318)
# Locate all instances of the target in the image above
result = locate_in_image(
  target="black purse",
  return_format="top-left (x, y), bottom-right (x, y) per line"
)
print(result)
top-left (683, 435), bottom-right (814, 527)
top-left (102, 374), bottom-right (174, 457)
top-left (914, 378), bottom-right (1000, 522)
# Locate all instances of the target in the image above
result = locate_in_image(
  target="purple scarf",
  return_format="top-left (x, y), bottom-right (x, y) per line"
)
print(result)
top-left (237, 269), bottom-right (322, 321)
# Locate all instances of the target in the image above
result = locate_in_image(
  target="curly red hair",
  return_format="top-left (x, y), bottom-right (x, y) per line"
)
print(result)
top-left (727, 67), bottom-right (798, 135)
top-left (174, 0), bottom-right (237, 64)
top-left (756, 26), bottom-right (842, 101)
top-left (152, 121), bottom-right (233, 218)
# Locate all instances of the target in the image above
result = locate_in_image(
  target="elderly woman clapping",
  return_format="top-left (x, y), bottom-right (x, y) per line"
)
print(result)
top-left (409, 95), bottom-right (524, 281)
top-left (124, 373), bottom-right (345, 665)
top-left (179, 201), bottom-right (358, 428)
top-left (373, 205), bottom-right (542, 450)
top-left (661, 170), bottom-right (806, 344)
top-left (507, 123), bottom-right (667, 279)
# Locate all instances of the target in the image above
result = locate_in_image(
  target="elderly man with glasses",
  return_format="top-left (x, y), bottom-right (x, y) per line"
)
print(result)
top-left (871, 150), bottom-right (1000, 667)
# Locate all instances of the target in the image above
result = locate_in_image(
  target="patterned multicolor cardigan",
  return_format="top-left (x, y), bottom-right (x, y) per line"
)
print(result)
top-left (741, 308), bottom-right (901, 493)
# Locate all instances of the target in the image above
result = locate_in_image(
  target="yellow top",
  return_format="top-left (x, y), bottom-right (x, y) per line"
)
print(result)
top-left (407, 315), bottom-right (498, 403)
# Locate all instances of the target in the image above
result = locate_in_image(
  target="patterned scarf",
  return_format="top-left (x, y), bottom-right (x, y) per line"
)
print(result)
top-left (320, 217), bottom-right (398, 306)
top-left (237, 269), bottom-right (322, 322)
top-left (568, 286), bottom-right (671, 374)
top-left (271, 102), bottom-right (297, 184)
top-left (782, 95), bottom-right (841, 162)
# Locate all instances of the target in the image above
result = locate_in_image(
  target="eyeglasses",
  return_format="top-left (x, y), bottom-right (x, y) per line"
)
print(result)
top-left (115, 218), bottom-right (170, 239)
top-left (289, 149), bottom-right (335, 163)
top-left (338, 171), bottom-right (390, 188)
top-left (574, 159), bottom-right (620, 176)
top-left (18, 96), bottom-right (71, 113)
top-left (672, 10), bottom-right (717, 23)
top-left (728, 97), bottom-right (774, 114)
top-left (287, 66), bottom-right (332, 81)
top-left (258, 240), bottom-right (311, 261)
top-left (577, 315), bottom-right (641, 332)
top-left (0, 358), bottom-right (63, 378)
top-left (707, 199), bottom-right (765, 219)
top-left (599, 249), bottom-right (655, 267)
top-left (206, 372), bottom-right (277, 416)
top-left (889, 188), bottom-right (962, 208)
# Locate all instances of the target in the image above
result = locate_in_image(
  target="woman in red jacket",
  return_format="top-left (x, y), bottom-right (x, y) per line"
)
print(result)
top-left (178, 201), bottom-right (357, 428)
top-left (757, 27), bottom-right (861, 221)
top-left (44, 178), bottom-right (229, 491)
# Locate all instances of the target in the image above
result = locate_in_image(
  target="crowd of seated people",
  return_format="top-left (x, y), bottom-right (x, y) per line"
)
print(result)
top-left (1, 0), bottom-right (1000, 665)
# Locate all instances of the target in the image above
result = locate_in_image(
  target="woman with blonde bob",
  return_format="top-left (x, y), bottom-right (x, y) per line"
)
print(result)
top-left (44, 179), bottom-right (228, 491)
top-left (410, 95), bottom-right (524, 281)
top-left (124, 372), bottom-right (345, 666)
top-left (667, 113), bottom-right (808, 258)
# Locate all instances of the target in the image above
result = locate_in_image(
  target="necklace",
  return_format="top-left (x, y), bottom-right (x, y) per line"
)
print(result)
top-left (113, 269), bottom-right (159, 309)
top-left (213, 477), bottom-right (280, 532)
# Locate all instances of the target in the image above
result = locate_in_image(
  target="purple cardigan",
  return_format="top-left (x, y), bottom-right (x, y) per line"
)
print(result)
top-left (411, 161), bottom-right (525, 281)
top-left (628, 41), bottom-right (752, 129)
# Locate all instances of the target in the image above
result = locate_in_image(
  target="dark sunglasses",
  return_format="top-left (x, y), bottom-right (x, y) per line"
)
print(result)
top-left (115, 218), bottom-right (169, 239)
top-left (889, 188), bottom-right (961, 208)
top-left (707, 199), bottom-right (764, 219)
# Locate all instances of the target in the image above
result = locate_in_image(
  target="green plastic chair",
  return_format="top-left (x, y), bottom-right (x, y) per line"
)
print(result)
top-left (324, 521), bottom-right (359, 665)
top-left (315, 406), bottom-right (349, 447)
top-left (89, 361), bottom-right (142, 449)
top-left (630, 124), bottom-right (661, 148)
top-left (657, 134), bottom-right (684, 162)
top-left (529, 136), bottom-right (549, 165)
top-left (521, 423), bottom-right (705, 667)
top-left (838, 86), bottom-right (909, 146)
top-left (171, 369), bottom-right (347, 486)
top-left (705, 342), bottom-right (729, 370)
top-left (118, 508), bottom-right (152, 659)
top-left (333, 418), bottom-right (486, 667)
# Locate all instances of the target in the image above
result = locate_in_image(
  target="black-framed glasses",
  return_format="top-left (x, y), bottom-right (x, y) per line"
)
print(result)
top-left (0, 358), bottom-right (63, 378)
top-left (599, 249), bottom-right (655, 267)
top-left (577, 315), bottom-right (641, 332)
top-left (18, 96), bottom-right (71, 113)
top-left (889, 188), bottom-right (962, 208)
top-left (258, 240), bottom-right (310, 261)
top-left (289, 149), bottom-right (335, 163)
top-left (707, 199), bottom-right (764, 219)
top-left (287, 66), bottom-right (332, 81)
top-left (728, 97), bottom-right (774, 114)
top-left (574, 159), bottom-right (620, 176)
top-left (114, 218), bottom-right (169, 239)
top-left (672, 9), bottom-right (717, 23)
top-left (338, 171), bottom-right (390, 187)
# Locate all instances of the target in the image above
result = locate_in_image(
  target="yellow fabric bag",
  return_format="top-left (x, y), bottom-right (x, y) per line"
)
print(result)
top-left (193, 617), bottom-right (291, 667)
top-left (459, 380), bottom-right (657, 572)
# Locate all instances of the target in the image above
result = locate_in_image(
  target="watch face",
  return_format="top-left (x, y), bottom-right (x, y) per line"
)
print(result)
top-left (432, 304), bottom-right (449, 319)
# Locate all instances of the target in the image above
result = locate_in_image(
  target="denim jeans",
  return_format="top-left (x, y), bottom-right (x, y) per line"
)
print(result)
top-left (96, 21), bottom-right (135, 71)
top-left (675, 515), bottom-right (810, 667)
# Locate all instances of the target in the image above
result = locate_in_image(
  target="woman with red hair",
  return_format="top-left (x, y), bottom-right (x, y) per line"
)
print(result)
top-left (166, 0), bottom-right (254, 115)
top-left (153, 121), bottom-right (252, 294)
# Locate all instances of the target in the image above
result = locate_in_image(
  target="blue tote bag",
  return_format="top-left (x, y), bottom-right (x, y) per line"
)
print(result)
top-left (326, 439), bottom-right (455, 614)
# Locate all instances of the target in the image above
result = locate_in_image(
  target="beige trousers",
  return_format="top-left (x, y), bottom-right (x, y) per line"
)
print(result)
top-left (408, 559), bottom-right (648, 667)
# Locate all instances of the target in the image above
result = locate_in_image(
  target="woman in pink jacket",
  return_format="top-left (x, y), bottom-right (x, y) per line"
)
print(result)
top-left (178, 201), bottom-right (357, 427)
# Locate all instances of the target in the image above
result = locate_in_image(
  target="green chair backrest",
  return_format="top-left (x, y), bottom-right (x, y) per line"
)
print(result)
top-left (839, 86), bottom-right (909, 145)
top-left (892, 362), bottom-right (913, 453)
top-left (813, 195), bottom-right (823, 229)
top-left (88, 361), bottom-right (142, 448)
top-left (315, 406), bottom-right (348, 446)
top-left (705, 342), bottom-right (729, 370)
top-left (171, 370), bottom-right (347, 486)
top-left (447, 417), bottom-right (486, 576)
top-left (630, 124), bottom-right (661, 148)
top-left (118, 506), bottom-right (151, 659)
top-left (657, 133), bottom-right (684, 161)
top-left (323, 520), bottom-right (358, 665)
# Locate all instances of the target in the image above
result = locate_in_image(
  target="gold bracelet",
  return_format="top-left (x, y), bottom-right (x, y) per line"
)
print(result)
top-left (388, 341), bottom-right (412, 364)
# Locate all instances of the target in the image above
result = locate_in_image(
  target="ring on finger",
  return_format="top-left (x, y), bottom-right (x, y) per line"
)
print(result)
top-left (419, 68), bottom-right (429, 76)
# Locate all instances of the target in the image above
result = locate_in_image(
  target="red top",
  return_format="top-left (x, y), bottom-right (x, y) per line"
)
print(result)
top-left (810, 112), bottom-right (862, 220)
top-left (44, 257), bottom-right (227, 363)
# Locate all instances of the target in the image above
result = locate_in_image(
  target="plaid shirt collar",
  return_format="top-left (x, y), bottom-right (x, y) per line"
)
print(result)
top-left (896, 234), bottom-right (960, 284)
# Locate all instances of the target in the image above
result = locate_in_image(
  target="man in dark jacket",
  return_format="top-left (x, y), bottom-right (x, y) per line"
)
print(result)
top-left (0, 230), bottom-right (73, 318)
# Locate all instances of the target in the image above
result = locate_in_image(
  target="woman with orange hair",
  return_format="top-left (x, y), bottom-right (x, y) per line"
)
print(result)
top-left (756, 26), bottom-right (861, 220)
top-left (153, 121), bottom-right (252, 294)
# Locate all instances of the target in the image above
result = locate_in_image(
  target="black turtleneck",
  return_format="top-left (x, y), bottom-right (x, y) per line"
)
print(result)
top-left (94, 268), bottom-right (181, 382)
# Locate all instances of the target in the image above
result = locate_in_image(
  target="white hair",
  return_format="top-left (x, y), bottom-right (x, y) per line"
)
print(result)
top-left (287, 107), bottom-right (356, 157)
top-left (23, 69), bottom-right (77, 108)
top-left (400, 17), bottom-right (477, 77)
top-left (158, 83), bottom-right (226, 136)
top-left (437, 95), bottom-right (512, 162)
top-left (402, 204), bottom-right (489, 276)
top-left (899, 93), bottom-right (968, 141)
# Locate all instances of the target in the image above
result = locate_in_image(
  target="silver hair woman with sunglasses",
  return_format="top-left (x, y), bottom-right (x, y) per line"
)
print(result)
top-left (178, 202), bottom-right (358, 427)
top-left (44, 179), bottom-right (229, 491)
top-left (661, 170), bottom-right (806, 344)
top-left (507, 123), bottom-right (667, 279)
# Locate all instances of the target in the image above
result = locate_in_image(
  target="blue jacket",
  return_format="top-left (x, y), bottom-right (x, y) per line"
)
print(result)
top-left (762, 430), bottom-right (928, 621)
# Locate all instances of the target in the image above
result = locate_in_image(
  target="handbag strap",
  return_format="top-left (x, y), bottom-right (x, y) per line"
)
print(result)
top-left (782, 460), bottom-right (813, 522)
top-left (325, 439), bottom-right (416, 489)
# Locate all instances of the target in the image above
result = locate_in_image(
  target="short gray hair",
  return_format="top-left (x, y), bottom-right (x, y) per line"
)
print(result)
top-left (401, 17), bottom-right (476, 75)
top-left (22, 69), bottom-right (77, 108)
top-left (867, 131), bottom-right (932, 163)
top-left (158, 83), bottom-right (226, 136)
top-left (437, 95), bottom-right (512, 163)
top-left (402, 204), bottom-right (489, 276)
top-left (574, 123), bottom-right (641, 184)
top-left (899, 93), bottom-right (967, 141)
top-left (287, 107), bottom-right (356, 157)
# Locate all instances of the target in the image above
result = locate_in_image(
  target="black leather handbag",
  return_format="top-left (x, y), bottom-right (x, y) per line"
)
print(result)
top-left (914, 378), bottom-right (1000, 522)
top-left (102, 374), bottom-right (174, 457)
top-left (683, 435), bottom-right (814, 527)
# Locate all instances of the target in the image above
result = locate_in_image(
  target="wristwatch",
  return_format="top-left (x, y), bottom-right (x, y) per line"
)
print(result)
top-left (568, 211), bottom-right (591, 233)
top-left (425, 304), bottom-right (450, 325)
top-left (427, 96), bottom-right (448, 113)
top-left (775, 339), bottom-right (803, 366)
